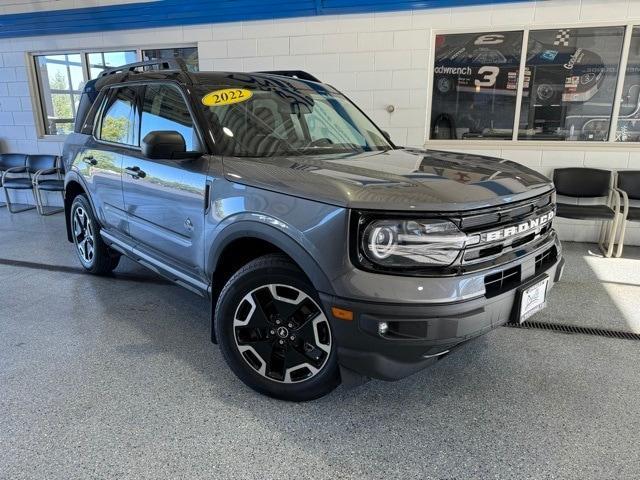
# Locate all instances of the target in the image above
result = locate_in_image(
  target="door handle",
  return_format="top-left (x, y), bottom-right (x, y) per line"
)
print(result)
top-left (82, 156), bottom-right (97, 166)
top-left (124, 166), bottom-right (146, 179)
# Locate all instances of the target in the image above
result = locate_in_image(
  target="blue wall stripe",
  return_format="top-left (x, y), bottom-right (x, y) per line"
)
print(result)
top-left (0, 0), bottom-right (534, 39)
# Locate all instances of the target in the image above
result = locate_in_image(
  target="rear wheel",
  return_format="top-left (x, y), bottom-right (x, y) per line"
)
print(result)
top-left (215, 254), bottom-right (340, 401)
top-left (70, 194), bottom-right (120, 275)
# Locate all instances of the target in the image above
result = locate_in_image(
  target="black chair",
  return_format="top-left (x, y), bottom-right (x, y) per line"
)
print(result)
top-left (553, 168), bottom-right (621, 258)
top-left (0, 153), bottom-right (28, 208)
top-left (615, 170), bottom-right (640, 257)
top-left (32, 157), bottom-right (65, 215)
top-left (2, 154), bottom-right (59, 213)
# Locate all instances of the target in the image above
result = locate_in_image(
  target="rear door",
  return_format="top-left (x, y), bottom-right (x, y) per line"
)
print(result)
top-left (121, 82), bottom-right (209, 278)
top-left (80, 85), bottom-right (138, 234)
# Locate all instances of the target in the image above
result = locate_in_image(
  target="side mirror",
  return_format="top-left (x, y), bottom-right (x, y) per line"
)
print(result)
top-left (142, 131), bottom-right (200, 160)
top-left (382, 130), bottom-right (392, 142)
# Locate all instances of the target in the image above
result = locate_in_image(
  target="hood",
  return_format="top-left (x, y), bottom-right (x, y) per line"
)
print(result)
top-left (222, 148), bottom-right (553, 212)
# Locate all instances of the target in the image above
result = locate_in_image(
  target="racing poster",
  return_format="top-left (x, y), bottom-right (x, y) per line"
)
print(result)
top-left (431, 30), bottom-right (524, 140)
top-left (519, 26), bottom-right (625, 141)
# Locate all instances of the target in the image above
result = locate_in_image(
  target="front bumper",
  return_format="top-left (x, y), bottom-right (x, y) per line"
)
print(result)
top-left (321, 246), bottom-right (564, 381)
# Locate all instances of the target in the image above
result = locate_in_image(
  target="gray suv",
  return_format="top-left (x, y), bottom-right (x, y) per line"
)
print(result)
top-left (62, 59), bottom-right (564, 401)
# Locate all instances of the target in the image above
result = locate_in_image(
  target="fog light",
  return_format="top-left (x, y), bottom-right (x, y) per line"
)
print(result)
top-left (378, 322), bottom-right (389, 335)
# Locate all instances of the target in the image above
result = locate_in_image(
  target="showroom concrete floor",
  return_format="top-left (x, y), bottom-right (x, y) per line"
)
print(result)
top-left (1, 208), bottom-right (640, 480)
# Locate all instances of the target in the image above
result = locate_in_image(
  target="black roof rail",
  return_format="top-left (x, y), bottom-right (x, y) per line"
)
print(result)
top-left (98, 57), bottom-right (189, 78)
top-left (254, 70), bottom-right (321, 83)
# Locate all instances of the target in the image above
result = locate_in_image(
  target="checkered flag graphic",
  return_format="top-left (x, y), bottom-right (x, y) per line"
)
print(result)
top-left (554, 29), bottom-right (571, 47)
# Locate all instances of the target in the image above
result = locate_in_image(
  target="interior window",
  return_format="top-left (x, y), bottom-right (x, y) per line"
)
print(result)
top-left (518, 26), bottom-right (625, 141)
top-left (141, 84), bottom-right (200, 152)
top-left (143, 47), bottom-right (199, 72)
top-left (430, 31), bottom-right (524, 140)
top-left (616, 26), bottom-right (640, 142)
top-left (98, 87), bottom-right (137, 145)
top-left (87, 50), bottom-right (137, 79)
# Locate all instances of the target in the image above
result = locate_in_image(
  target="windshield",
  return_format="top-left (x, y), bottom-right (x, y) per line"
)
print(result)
top-left (197, 84), bottom-right (392, 157)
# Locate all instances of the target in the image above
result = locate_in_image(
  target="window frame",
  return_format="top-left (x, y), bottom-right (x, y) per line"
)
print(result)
top-left (93, 85), bottom-right (141, 150)
top-left (426, 22), bottom-right (637, 146)
top-left (28, 44), bottom-right (197, 140)
top-left (32, 52), bottom-right (86, 137)
top-left (139, 81), bottom-right (205, 154)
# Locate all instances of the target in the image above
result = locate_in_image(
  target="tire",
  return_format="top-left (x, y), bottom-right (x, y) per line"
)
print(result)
top-left (70, 194), bottom-right (121, 275)
top-left (215, 254), bottom-right (340, 401)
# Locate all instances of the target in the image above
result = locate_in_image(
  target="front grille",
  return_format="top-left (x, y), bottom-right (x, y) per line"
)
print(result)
top-left (484, 265), bottom-right (521, 298)
top-left (483, 245), bottom-right (557, 299)
top-left (461, 192), bottom-right (555, 268)
top-left (535, 246), bottom-right (558, 274)
top-left (460, 192), bottom-right (553, 230)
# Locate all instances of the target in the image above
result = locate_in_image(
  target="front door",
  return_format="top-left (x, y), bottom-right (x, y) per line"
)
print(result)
top-left (81, 85), bottom-right (139, 234)
top-left (121, 83), bottom-right (208, 277)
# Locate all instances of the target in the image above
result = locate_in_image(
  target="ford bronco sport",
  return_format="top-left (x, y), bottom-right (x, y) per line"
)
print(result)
top-left (62, 59), bottom-right (564, 401)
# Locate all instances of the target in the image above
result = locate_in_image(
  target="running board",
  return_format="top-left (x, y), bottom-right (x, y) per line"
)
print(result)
top-left (101, 230), bottom-right (209, 297)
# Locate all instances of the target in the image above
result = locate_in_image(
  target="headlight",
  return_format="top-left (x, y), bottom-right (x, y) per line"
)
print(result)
top-left (360, 219), bottom-right (468, 268)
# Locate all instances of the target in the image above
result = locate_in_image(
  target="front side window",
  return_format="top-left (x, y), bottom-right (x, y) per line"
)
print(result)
top-left (97, 87), bottom-right (137, 145)
top-left (200, 83), bottom-right (391, 157)
top-left (518, 26), bottom-right (625, 141)
top-left (430, 31), bottom-right (524, 140)
top-left (34, 53), bottom-right (84, 135)
top-left (140, 84), bottom-right (200, 151)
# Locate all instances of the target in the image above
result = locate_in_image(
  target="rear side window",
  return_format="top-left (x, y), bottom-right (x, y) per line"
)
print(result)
top-left (140, 84), bottom-right (200, 152)
top-left (97, 86), bottom-right (138, 146)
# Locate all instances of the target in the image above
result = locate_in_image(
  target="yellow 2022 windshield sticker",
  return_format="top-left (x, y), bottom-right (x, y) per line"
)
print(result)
top-left (202, 88), bottom-right (253, 107)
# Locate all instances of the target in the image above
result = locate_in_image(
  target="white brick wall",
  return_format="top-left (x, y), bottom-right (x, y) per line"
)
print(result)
top-left (1, 0), bottom-right (640, 244)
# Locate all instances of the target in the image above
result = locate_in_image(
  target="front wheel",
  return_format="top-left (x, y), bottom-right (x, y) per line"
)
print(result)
top-left (215, 255), bottom-right (340, 401)
top-left (70, 194), bottom-right (120, 275)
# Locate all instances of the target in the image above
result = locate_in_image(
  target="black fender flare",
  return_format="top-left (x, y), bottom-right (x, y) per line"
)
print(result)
top-left (207, 220), bottom-right (335, 296)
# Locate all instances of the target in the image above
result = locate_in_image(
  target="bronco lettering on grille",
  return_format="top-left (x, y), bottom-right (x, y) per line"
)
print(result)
top-left (481, 210), bottom-right (555, 243)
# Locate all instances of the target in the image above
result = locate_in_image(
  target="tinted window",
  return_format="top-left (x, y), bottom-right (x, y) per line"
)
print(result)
top-left (98, 87), bottom-right (137, 145)
top-left (141, 84), bottom-right (200, 152)
top-left (200, 86), bottom-right (391, 157)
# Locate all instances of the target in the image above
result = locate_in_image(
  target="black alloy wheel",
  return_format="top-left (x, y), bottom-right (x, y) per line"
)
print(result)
top-left (215, 254), bottom-right (339, 401)
top-left (70, 194), bottom-right (120, 275)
